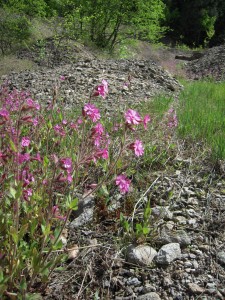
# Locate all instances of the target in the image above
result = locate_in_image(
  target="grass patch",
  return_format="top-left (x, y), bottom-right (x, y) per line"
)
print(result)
top-left (177, 80), bottom-right (225, 159)
top-left (0, 55), bottom-right (36, 77)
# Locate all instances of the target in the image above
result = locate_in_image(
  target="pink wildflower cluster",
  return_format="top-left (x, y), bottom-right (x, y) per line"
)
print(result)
top-left (116, 174), bottom-right (131, 194)
top-left (125, 109), bottom-right (151, 130)
top-left (56, 157), bottom-right (73, 183)
top-left (167, 108), bottom-right (178, 128)
top-left (129, 140), bottom-right (144, 157)
top-left (83, 103), bottom-right (101, 122)
top-left (92, 79), bottom-right (109, 99)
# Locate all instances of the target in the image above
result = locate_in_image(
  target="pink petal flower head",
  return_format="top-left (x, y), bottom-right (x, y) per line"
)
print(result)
top-left (54, 124), bottom-right (66, 136)
top-left (32, 117), bottom-right (39, 126)
top-left (60, 75), bottom-right (66, 81)
top-left (24, 98), bottom-right (40, 111)
top-left (143, 114), bottom-right (151, 130)
top-left (52, 205), bottom-right (66, 221)
top-left (92, 123), bottom-right (104, 135)
top-left (0, 108), bottom-right (9, 120)
top-left (18, 153), bottom-right (30, 164)
top-left (129, 140), bottom-right (144, 157)
top-left (116, 174), bottom-right (131, 194)
top-left (125, 109), bottom-right (142, 125)
top-left (93, 80), bottom-right (109, 99)
top-left (23, 188), bottom-right (33, 201)
top-left (21, 137), bottom-right (30, 147)
top-left (83, 103), bottom-right (101, 122)
top-left (60, 157), bottom-right (72, 173)
top-left (98, 148), bottom-right (109, 159)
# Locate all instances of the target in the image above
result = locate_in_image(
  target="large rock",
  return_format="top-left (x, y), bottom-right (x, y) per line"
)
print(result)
top-left (155, 243), bottom-right (181, 265)
top-left (137, 292), bottom-right (161, 300)
top-left (126, 244), bottom-right (157, 266)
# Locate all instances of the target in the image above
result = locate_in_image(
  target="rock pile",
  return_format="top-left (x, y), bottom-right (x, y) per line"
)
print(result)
top-left (186, 44), bottom-right (225, 80)
top-left (1, 59), bottom-right (181, 112)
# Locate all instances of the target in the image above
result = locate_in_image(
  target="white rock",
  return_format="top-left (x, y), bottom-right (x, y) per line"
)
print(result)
top-left (126, 245), bottom-right (157, 266)
top-left (155, 243), bottom-right (181, 265)
top-left (137, 292), bottom-right (161, 300)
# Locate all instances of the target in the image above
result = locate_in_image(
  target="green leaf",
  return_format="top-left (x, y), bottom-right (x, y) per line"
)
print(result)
top-left (9, 186), bottom-right (16, 199)
top-left (142, 227), bottom-right (150, 235)
top-left (52, 239), bottom-right (63, 250)
top-left (41, 223), bottom-right (51, 236)
top-left (135, 223), bottom-right (143, 234)
top-left (100, 184), bottom-right (109, 196)
top-left (43, 156), bottom-right (49, 168)
top-left (144, 203), bottom-right (151, 220)
top-left (10, 226), bottom-right (18, 244)
top-left (9, 139), bottom-right (17, 152)
top-left (69, 197), bottom-right (79, 210)
top-left (18, 224), bottom-right (28, 240)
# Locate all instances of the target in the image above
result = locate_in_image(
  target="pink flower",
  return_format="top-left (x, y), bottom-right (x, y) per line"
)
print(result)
top-left (52, 205), bottom-right (66, 221)
top-left (98, 148), bottom-right (109, 159)
top-left (54, 124), bottom-right (66, 136)
top-left (0, 108), bottom-right (9, 120)
top-left (83, 103), bottom-right (101, 122)
top-left (25, 98), bottom-right (40, 110)
top-left (125, 109), bottom-right (142, 125)
top-left (116, 174), bottom-right (131, 194)
top-left (18, 153), bottom-right (30, 164)
top-left (92, 123), bottom-right (104, 135)
top-left (62, 119), bottom-right (67, 125)
top-left (60, 75), bottom-right (66, 81)
top-left (143, 115), bottom-right (151, 130)
top-left (23, 188), bottom-right (33, 201)
top-left (21, 137), bottom-right (30, 147)
top-left (60, 157), bottom-right (72, 173)
top-left (32, 117), bottom-right (39, 126)
top-left (93, 80), bottom-right (109, 99)
top-left (129, 140), bottom-right (144, 157)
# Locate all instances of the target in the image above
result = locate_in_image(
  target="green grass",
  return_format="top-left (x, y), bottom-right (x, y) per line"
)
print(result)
top-left (177, 80), bottom-right (225, 159)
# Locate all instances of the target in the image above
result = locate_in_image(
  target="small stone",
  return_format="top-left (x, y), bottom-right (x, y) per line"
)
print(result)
top-left (163, 276), bottom-right (173, 286)
top-left (155, 243), bottom-right (181, 265)
top-left (187, 283), bottom-right (204, 294)
top-left (173, 216), bottom-right (187, 224)
top-left (127, 277), bottom-right (141, 286)
top-left (126, 245), bottom-right (157, 266)
top-left (159, 228), bottom-right (191, 247)
top-left (142, 284), bottom-right (156, 293)
top-left (137, 292), bottom-right (161, 300)
top-left (184, 261), bottom-right (192, 268)
top-left (217, 251), bottom-right (225, 266)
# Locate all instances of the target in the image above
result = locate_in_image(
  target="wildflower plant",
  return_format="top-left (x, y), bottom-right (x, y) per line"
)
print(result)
top-left (0, 79), bottom-right (151, 297)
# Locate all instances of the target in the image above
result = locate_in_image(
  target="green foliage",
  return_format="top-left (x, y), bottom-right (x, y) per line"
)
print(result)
top-left (177, 80), bottom-right (225, 159)
top-left (0, 9), bottom-right (31, 54)
top-left (62, 0), bottom-right (166, 49)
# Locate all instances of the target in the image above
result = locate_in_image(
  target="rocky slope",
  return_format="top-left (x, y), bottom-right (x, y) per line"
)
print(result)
top-left (186, 44), bottom-right (225, 80)
top-left (1, 59), bottom-right (181, 113)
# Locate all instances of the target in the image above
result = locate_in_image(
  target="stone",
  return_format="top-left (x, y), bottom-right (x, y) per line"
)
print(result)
top-left (159, 228), bottom-right (191, 247)
top-left (217, 251), bottom-right (225, 266)
top-left (69, 195), bottom-right (95, 228)
top-left (187, 283), bottom-right (204, 294)
top-left (137, 292), bottom-right (161, 300)
top-left (126, 244), bottom-right (157, 266)
top-left (155, 243), bottom-right (181, 265)
top-left (151, 206), bottom-right (173, 220)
